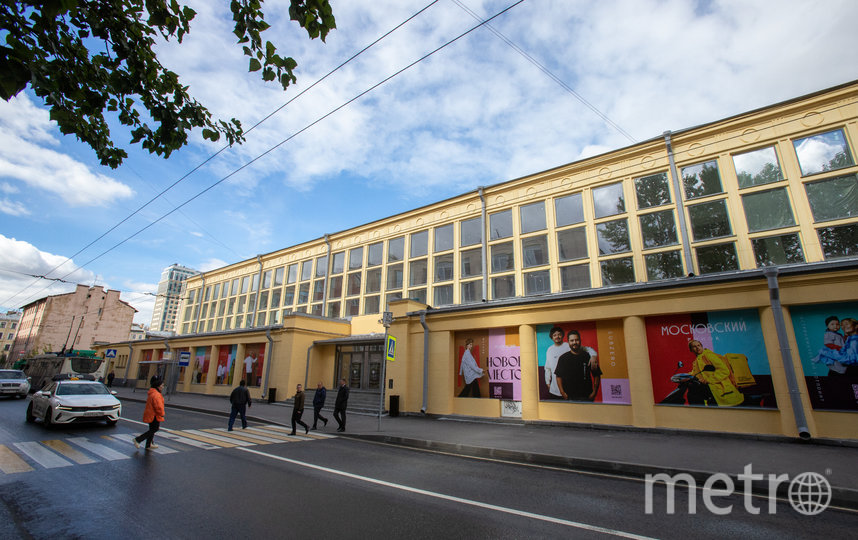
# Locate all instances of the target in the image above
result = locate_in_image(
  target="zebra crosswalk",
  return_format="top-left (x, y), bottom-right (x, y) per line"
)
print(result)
top-left (0, 424), bottom-right (337, 475)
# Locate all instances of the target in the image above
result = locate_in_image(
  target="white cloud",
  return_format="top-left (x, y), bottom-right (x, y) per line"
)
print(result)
top-left (0, 95), bottom-right (136, 207)
top-left (0, 234), bottom-right (97, 310)
top-left (198, 258), bottom-right (229, 272)
top-left (0, 198), bottom-right (30, 216)
top-left (120, 280), bottom-right (158, 326)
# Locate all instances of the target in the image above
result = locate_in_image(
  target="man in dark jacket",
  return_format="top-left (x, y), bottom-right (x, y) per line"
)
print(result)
top-left (290, 384), bottom-right (309, 435)
top-left (334, 378), bottom-right (349, 432)
top-left (312, 381), bottom-right (328, 430)
top-left (228, 380), bottom-right (252, 431)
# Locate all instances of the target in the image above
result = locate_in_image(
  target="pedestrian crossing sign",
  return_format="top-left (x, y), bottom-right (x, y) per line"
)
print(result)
top-left (386, 335), bottom-right (396, 362)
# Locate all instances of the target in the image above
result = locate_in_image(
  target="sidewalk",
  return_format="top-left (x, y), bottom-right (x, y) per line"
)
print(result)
top-left (113, 385), bottom-right (858, 510)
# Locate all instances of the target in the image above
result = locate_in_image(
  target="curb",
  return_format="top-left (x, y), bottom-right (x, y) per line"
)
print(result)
top-left (344, 433), bottom-right (858, 512)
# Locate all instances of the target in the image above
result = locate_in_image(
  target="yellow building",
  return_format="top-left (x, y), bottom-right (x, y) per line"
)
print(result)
top-left (98, 80), bottom-right (858, 440)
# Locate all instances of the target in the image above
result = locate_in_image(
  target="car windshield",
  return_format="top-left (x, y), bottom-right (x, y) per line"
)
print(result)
top-left (0, 370), bottom-right (26, 380)
top-left (55, 383), bottom-right (111, 396)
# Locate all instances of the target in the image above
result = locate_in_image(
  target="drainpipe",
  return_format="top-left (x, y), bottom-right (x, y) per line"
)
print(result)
top-left (663, 131), bottom-right (694, 275)
top-left (194, 275), bottom-right (205, 333)
top-left (304, 344), bottom-right (313, 390)
top-left (763, 267), bottom-right (811, 440)
top-left (420, 311), bottom-right (429, 414)
top-left (253, 255), bottom-right (263, 327)
top-left (323, 234), bottom-right (332, 316)
top-left (479, 187), bottom-right (488, 301)
top-left (125, 342), bottom-right (134, 392)
top-left (262, 328), bottom-right (274, 399)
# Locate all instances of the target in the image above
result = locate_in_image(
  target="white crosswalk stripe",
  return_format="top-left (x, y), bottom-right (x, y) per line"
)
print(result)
top-left (110, 433), bottom-right (178, 454)
top-left (67, 437), bottom-right (130, 461)
top-left (1, 424), bottom-right (335, 475)
top-left (12, 442), bottom-right (73, 469)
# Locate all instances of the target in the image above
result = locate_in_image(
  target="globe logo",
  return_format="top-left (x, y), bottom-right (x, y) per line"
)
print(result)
top-left (788, 472), bottom-right (831, 515)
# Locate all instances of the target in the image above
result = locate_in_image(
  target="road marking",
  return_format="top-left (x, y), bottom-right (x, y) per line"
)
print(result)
top-left (68, 437), bottom-right (130, 461)
top-left (185, 429), bottom-right (257, 447)
top-left (159, 431), bottom-right (222, 450)
top-left (206, 429), bottom-right (280, 444)
top-left (243, 426), bottom-right (299, 441)
top-left (41, 439), bottom-right (97, 464)
top-left (168, 430), bottom-right (242, 448)
top-left (13, 442), bottom-right (72, 469)
top-left (239, 447), bottom-right (657, 540)
top-left (0, 444), bottom-right (33, 473)
top-left (108, 434), bottom-right (179, 454)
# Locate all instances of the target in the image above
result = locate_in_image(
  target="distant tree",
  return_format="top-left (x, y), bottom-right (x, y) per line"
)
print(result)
top-left (0, 1), bottom-right (336, 168)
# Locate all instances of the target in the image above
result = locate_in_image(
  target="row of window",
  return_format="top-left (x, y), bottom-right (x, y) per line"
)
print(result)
top-left (181, 127), bottom-right (857, 331)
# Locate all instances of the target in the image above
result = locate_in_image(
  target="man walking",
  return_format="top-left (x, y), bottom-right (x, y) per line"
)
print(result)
top-left (312, 381), bottom-right (328, 430)
top-left (290, 383), bottom-right (309, 435)
top-left (228, 379), bottom-right (252, 431)
top-left (334, 378), bottom-right (349, 432)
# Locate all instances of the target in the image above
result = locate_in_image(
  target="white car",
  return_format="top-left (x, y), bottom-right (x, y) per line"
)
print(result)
top-left (26, 379), bottom-right (121, 426)
top-left (0, 369), bottom-right (31, 398)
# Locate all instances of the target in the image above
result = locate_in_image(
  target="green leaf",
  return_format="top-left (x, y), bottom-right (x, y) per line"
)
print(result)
top-left (248, 58), bottom-right (261, 72)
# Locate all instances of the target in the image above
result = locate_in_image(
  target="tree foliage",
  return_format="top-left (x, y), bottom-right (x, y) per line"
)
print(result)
top-left (0, 0), bottom-right (336, 168)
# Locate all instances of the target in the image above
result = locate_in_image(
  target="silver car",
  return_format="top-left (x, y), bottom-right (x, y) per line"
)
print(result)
top-left (26, 379), bottom-right (121, 426)
top-left (0, 369), bottom-right (31, 398)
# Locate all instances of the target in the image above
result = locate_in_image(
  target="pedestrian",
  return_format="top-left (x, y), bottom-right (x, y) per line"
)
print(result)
top-left (134, 376), bottom-right (165, 450)
top-left (290, 383), bottom-right (309, 435)
top-left (334, 378), bottom-right (349, 432)
top-left (106, 370), bottom-right (115, 388)
top-left (228, 379), bottom-right (252, 431)
top-left (311, 381), bottom-right (328, 430)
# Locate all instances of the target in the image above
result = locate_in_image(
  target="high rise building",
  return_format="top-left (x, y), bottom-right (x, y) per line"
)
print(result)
top-left (150, 264), bottom-right (199, 333)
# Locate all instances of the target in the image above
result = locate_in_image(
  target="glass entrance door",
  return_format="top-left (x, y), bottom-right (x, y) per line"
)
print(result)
top-left (336, 343), bottom-right (384, 390)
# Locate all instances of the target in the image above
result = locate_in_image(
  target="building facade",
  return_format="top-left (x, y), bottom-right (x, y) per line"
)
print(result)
top-left (150, 264), bottom-right (198, 333)
top-left (9, 285), bottom-right (136, 364)
top-left (0, 310), bottom-right (21, 366)
top-left (98, 81), bottom-right (858, 440)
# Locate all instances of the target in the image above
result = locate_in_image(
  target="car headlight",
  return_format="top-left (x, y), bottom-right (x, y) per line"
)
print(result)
top-left (110, 404), bottom-right (120, 410)
top-left (56, 405), bottom-right (73, 411)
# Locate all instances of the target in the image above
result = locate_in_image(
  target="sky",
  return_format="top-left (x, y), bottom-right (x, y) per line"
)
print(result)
top-left (1, 0), bottom-right (857, 327)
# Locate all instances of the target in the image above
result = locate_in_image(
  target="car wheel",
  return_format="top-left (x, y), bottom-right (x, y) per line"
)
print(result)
top-left (106, 419), bottom-right (118, 427)
top-left (26, 402), bottom-right (35, 423)
top-left (44, 407), bottom-right (53, 427)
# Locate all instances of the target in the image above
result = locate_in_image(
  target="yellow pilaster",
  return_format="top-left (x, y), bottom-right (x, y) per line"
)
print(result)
top-left (519, 324), bottom-right (539, 420)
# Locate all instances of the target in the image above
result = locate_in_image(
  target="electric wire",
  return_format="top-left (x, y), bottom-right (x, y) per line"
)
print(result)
top-left (0, 0), bottom-right (443, 309)
top-left (5, 0), bottom-right (527, 309)
top-left (451, 0), bottom-right (636, 143)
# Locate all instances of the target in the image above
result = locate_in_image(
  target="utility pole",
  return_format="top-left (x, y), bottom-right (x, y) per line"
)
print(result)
top-left (377, 311), bottom-right (393, 431)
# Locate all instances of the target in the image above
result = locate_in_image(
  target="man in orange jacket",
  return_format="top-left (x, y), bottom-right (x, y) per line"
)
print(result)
top-left (135, 376), bottom-right (165, 450)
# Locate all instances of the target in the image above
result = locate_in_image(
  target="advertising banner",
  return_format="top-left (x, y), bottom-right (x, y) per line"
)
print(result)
top-left (645, 309), bottom-right (777, 408)
top-left (536, 320), bottom-right (630, 403)
top-left (454, 328), bottom-right (520, 400)
top-left (789, 302), bottom-right (858, 411)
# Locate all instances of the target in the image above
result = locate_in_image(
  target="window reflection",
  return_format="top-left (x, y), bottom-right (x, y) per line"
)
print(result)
top-left (593, 182), bottom-right (625, 218)
top-left (733, 146), bottom-right (783, 188)
top-left (635, 172), bottom-right (671, 209)
top-left (682, 160), bottom-right (723, 199)
top-left (751, 234), bottom-right (805, 267)
top-left (555, 193), bottom-right (585, 227)
top-left (804, 174), bottom-right (858, 222)
top-left (410, 259), bottom-right (427, 286)
top-left (596, 219), bottom-right (631, 254)
top-left (639, 210), bottom-right (678, 248)
top-left (560, 264), bottom-right (590, 291)
top-left (520, 201), bottom-right (546, 234)
top-left (490, 210), bottom-right (513, 240)
top-left (741, 188), bottom-right (795, 232)
top-left (689, 200), bottom-right (732, 240)
top-left (793, 129), bottom-right (854, 176)
top-left (600, 258), bottom-right (634, 285)
top-left (645, 251), bottom-right (684, 281)
top-left (695, 242), bottom-right (739, 274)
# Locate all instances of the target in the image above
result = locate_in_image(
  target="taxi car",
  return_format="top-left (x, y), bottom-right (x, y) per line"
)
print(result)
top-left (26, 377), bottom-right (121, 426)
top-left (0, 369), bottom-right (31, 398)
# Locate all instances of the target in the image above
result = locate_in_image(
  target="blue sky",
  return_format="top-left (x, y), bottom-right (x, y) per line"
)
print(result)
top-left (1, 0), bottom-right (857, 325)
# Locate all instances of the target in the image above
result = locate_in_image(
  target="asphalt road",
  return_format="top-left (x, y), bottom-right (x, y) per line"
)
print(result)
top-left (0, 398), bottom-right (855, 539)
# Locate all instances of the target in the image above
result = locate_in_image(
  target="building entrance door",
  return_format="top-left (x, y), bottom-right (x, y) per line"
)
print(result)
top-left (336, 343), bottom-right (384, 391)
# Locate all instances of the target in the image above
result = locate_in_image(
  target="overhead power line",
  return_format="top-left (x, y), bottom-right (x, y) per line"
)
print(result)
top-left (1, 0), bottom-right (443, 309)
top-left (452, 0), bottom-right (636, 143)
